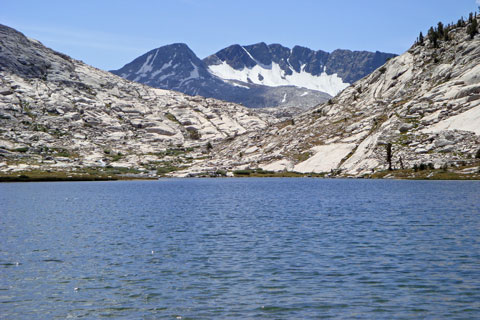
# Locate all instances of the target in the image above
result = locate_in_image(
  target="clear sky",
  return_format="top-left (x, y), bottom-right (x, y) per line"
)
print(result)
top-left (1, 0), bottom-right (479, 70)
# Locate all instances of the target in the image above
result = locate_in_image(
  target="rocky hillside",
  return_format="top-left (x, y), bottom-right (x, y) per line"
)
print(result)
top-left (112, 42), bottom-right (394, 110)
top-left (182, 16), bottom-right (480, 178)
top-left (0, 24), bottom-right (269, 178)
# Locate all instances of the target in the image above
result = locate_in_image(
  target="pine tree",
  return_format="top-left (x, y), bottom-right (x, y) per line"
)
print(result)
top-left (437, 22), bottom-right (444, 36)
top-left (418, 31), bottom-right (424, 45)
top-left (467, 15), bottom-right (479, 39)
top-left (428, 27), bottom-right (439, 48)
top-left (386, 143), bottom-right (393, 171)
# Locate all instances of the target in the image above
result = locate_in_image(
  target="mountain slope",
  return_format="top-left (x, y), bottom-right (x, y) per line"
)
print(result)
top-left (111, 43), bottom-right (227, 96)
top-left (112, 43), bottom-right (395, 110)
top-left (0, 24), bottom-right (269, 177)
top-left (110, 44), bottom-right (331, 109)
top-left (181, 18), bottom-right (480, 178)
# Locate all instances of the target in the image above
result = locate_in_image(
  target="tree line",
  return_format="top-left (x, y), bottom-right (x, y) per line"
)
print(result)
top-left (415, 10), bottom-right (479, 48)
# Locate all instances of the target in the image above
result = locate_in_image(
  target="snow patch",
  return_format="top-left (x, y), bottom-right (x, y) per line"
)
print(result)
top-left (150, 60), bottom-right (173, 79)
top-left (136, 49), bottom-right (159, 76)
top-left (208, 61), bottom-right (349, 96)
top-left (227, 81), bottom-right (250, 89)
top-left (179, 61), bottom-right (201, 85)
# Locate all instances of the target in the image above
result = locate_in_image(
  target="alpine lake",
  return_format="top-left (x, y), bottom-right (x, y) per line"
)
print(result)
top-left (1, 178), bottom-right (480, 319)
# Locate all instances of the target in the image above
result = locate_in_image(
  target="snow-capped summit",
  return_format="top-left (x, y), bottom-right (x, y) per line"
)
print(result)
top-left (203, 43), bottom-right (396, 96)
top-left (111, 43), bottom-right (332, 109)
top-left (112, 43), bottom-right (395, 110)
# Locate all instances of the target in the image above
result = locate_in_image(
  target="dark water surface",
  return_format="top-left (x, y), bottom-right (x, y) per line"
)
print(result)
top-left (1, 179), bottom-right (480, 319)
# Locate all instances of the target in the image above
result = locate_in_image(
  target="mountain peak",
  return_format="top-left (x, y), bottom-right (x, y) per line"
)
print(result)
top-left (203, 43), bottom-right (395, 95)
top-left (110, 42), bottom-right (210, 90)
top-left (112, 42), bottom-right (396, 107)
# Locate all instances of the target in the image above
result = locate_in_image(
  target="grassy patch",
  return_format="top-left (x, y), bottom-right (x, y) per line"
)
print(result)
top-left (15, 147), bottom-right (29, 153)
top-left (103, 166), bottom-right (141, 175)
top-left (0, 170), bottom-right (117, 182)
top-left (188, 129), bottom-right (201, 140)
top-left (293, 152), bottom-right (312, 163)
top-left (110, 153), bottom-right (123, 162)
top-left (233, 169), bottom-right (325, 178)
top-left (370, 166), bottom-right (480, 180)
top-left (165, 113), bottom-right (179, 123)
top-left (152, 147), bottom-right (195, 158)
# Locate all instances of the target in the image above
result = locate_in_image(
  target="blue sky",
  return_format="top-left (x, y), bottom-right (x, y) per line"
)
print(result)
top-left (1, 0), bottom-right (479, 70)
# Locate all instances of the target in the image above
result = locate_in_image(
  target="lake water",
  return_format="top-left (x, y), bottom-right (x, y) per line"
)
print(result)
top-left (1, 178), bottom-right (480, 319)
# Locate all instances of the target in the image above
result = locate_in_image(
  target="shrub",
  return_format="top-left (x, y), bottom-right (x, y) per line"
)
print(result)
top-left (165, 113), bottom-right (179, 123)
top-left (467, 13), bottom-right (479, 39)
top-left (15, 147), bottom-right (29, 153)
top-left (233, 169), bottom-right (251, 176)
top-left (215, 170), bottom-right (227, 176)
top-left (188, 129), bottom-right (201, 140)
top-left (157, 165), bottom-right (180, 175)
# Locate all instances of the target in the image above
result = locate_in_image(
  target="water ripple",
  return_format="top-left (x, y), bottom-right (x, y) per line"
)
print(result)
top-left (1, 179), bottom-right (480, 318)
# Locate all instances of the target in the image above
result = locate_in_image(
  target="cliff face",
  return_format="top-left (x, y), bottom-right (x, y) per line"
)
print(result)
top-left (183, 18), bottom-right (480, 178)
top-left (0, 25), bottom-right (269, 176)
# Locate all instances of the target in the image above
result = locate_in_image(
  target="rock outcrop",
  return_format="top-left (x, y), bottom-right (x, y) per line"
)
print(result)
top-left (2, 16), bottom-right (479, 179)
top-left (181, 17), bottom-right (480, 178)
top-left (0, 24), bottom-right (269, 176)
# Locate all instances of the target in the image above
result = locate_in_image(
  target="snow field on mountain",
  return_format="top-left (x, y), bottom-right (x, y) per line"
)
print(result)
top-left (208, 61), bottom-right (349, 96)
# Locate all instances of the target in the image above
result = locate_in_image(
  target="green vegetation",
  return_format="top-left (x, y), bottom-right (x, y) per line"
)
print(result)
top-left (153, 147), bottom-right (194, 158)
top-left (232, 168), bottom-right (325, 178)
top-left (293, 152), bottom-right (312, 163)
top-left (165, 112), bottom-right (179, 123)
top-left (47, 148), bottom-right (74, 158)
top-left (15, 147), bottom-right (29, 153)
top-left (371, 166), bottom-right (480, 180)
top-left (188, 129), bottom-right (201, 140)
top-left (215, 169), bottom-right (227, 176)
top-left (416, 11), bottom-right (479, 48)
top-left (467, 13), bottom-right (479, 39)
top-left (428, 26), bottom-right (439, 48)
top-left (110, 153), bottom-right (123, 162)
top-left (386, 143), bottom-right (393, 171)
top-left (157, 165), bottom-right (182, 175)
top-left (413, 162), bottom-right (435, 171)
top-left (0, 170), bottom-right (116, 182)
top-left (417, 31), bottom-right (424, 45)
top-left (19, 100), bottom-right (35, 119)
